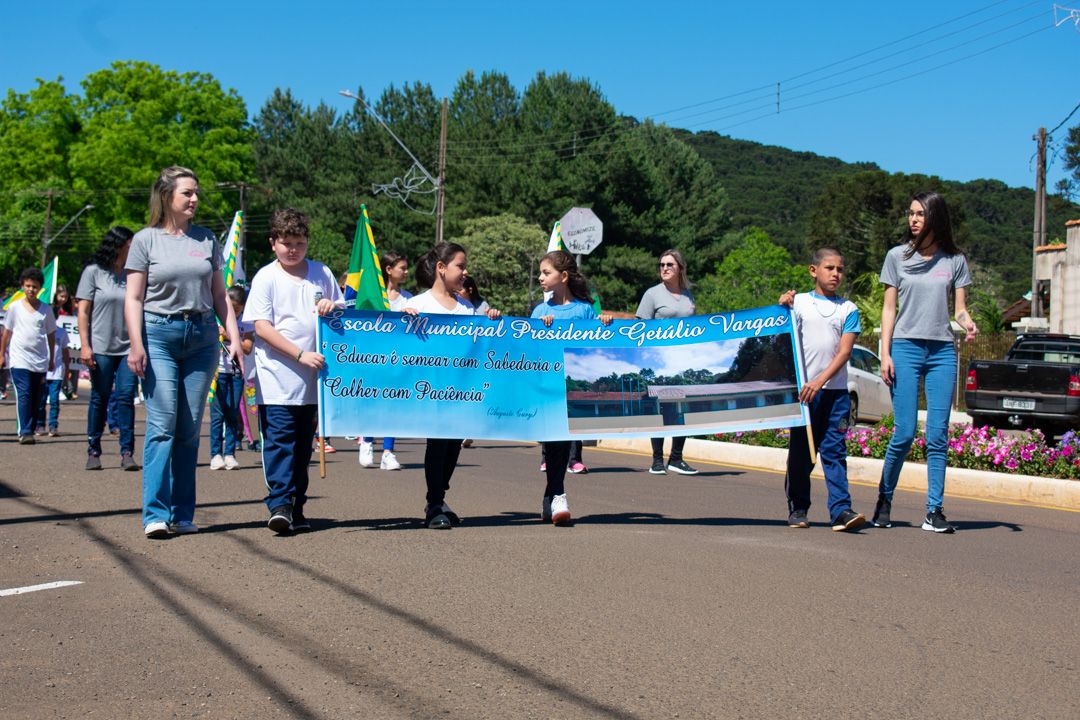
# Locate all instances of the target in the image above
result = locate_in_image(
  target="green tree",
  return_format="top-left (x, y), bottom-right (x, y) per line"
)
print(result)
top-left (696, 227), bottom-right (806, 313)
top-left (451, 213), bottom-right (547, 315)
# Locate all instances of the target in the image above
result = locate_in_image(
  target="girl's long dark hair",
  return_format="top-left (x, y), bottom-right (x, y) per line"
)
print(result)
top-left (461, 276), bottom-right (483, 304)
top-left (381, 251), bottom-right (405, 284)
top-left (52, 284), bottom-right (74, 316)
top-left (90, 226), bottom-right (135, 270)
top-left (541, 250), bottom-right (592, 304)
top-left (904, 191), bottom-right (963, 258)
top-left (416, 242), bottom-right (466, 289)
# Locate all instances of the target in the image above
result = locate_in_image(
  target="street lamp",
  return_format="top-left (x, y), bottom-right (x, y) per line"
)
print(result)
top-left (42, 204), bottom-right (94, 266)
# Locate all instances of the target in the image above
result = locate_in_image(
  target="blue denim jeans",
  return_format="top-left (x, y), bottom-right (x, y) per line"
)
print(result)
top-left (209, 372), bottom-right (243, 457)
top-left (878, 338), bottom-right (957, 512)
top-left (362, 436), bottom-right (395, 451)
top-left (785, 389), bottom-right (853, 522)
top-left (10, 368), bottom-right (45, 437)
top-left (37, 378), bottom-right (63, 429)
top-left (88, 353), bottom-right (137, 457)
top-left (141, 311), bottom-right (219, 527)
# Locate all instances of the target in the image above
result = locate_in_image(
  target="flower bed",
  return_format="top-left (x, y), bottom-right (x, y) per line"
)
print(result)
top-left (710, 423), bottom-right (1080, 481)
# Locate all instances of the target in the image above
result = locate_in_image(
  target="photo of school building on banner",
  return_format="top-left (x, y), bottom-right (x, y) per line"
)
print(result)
top-left (317, 306), bottom-right (810, 441)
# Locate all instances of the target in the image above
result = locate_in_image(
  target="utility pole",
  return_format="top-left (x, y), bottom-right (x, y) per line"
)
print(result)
top-left (1031, 127), bottom-right (1048, 318)
top-left (435, 97), bottom-right (448, 244)
top-left (40, 192), bottom-right (54, 268)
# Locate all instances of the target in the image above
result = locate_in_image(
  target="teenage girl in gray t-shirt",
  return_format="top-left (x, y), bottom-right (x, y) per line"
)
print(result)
top-left (635, 249), bottom-right (699, 476)
top-left (873, 191), bottom-right (978, 534)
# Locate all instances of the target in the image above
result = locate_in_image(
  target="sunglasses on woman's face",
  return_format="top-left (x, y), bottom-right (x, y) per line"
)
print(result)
top-left (659, 262), bottom-right (677, 269)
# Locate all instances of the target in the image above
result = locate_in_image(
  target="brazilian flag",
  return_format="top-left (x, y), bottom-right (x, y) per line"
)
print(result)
top-left (343, 205), bottom-right (389, 311)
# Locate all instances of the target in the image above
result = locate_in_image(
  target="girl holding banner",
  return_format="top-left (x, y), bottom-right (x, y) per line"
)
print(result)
top-left (532, 251), bottom-right (612, 526)
top-left (636, 249), bottom-right (699, 476)
top-left (403, 242), bottom-right (500, 529)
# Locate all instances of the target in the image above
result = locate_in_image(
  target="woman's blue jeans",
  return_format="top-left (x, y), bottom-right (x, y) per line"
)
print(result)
top-left (87, 353), bottom-right (137, 457)
top-left (141, 311), bottom-right (219, 527)
top-left (878, 338), bottom-right (957, 512)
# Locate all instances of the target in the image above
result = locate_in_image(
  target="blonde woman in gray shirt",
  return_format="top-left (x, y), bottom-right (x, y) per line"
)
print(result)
top-left (635, 249), bottom-right (698, 475)
top-left (125, 166), bottom-right (243, 538)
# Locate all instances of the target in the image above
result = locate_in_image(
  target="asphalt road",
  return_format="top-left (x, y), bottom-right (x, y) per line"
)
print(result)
top-left (1, 396), bottom-right (1077, 719)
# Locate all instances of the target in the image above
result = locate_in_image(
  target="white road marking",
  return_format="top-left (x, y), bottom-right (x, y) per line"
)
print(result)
top-left (0, 581), bottom-right (84, 597)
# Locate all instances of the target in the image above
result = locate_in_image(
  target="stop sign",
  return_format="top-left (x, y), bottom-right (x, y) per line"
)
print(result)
top-left (559, 207), bottom-right (603, 255)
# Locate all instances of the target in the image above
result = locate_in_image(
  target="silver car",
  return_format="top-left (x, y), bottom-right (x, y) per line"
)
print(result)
top-left (847, 344), bottom-right (892, 424)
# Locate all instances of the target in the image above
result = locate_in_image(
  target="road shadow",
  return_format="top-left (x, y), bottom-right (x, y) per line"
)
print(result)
top-left (0, 497), bottom-right (264, 526)
top-left (951, 520), bottom-right (1024, 532)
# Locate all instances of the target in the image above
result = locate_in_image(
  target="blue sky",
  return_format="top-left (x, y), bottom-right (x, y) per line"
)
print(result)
top-left (564, 341), bottom-right (738, 381)
top-left (1, 0), bottom-right (1077, 191)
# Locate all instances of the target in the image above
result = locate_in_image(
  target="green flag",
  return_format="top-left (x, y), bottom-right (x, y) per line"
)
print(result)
top-left (3, 256), bottom-right (58, 309)
top-left (343, 206), bottom-right (389, 311)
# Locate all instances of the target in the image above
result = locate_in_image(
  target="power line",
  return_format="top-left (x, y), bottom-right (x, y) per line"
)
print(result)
top-left (1048, 100), bottom-right (1080, 136)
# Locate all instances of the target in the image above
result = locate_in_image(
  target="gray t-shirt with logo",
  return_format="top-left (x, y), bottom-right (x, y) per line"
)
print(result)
top-left (76, 264), bottom-right (129, 355)
top-left (126, 225), bottom-right (224, 316)
top-left (635, 284), bottom-right (696, 319)
top-left (880, 244), bottom-right (971, 343)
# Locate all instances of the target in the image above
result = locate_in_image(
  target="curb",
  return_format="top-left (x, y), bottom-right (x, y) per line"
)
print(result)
top-left (596, 437), bottom-right (1080, 511)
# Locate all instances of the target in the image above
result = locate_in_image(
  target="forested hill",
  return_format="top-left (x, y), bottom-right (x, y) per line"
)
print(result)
top-left (676, 129), bottom-right (1080, 301)
top-left (675, 130), bottom-right (880, 256)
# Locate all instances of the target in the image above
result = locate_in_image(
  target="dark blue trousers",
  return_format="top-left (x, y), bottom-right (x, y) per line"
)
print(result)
top-left (785, 389), bottom-right (853, 523)
top-left (259, 404), bottom-right (318, 512)
top-left (11, 368), bottom-right (46, 438)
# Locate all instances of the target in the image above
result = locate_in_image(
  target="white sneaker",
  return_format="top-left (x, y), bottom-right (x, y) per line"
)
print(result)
top-left (550, 493), bottom-right (571, 526)
top-left (210, 455), bottom-right (225, 470)
top-left (541, 496), bottom-right (553, 522)
top-left (169, 521), bottom-right (199, 534)
top-left (380, 450), bottom-right (401, 470)
top-left (359, 441), bottom-right (375, 467)
top-left (133, 393), bottom-right (143, 405)
top-left (144, 521), bottom-right (169, 538)
top-left (223, 455), bottom-right (239, 470)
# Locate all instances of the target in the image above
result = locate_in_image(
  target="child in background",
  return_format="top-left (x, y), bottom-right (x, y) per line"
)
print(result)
top-left (38, 322), bottom-right (70, 436)
top-left (209, 286), bottom-right (254, 470)
top-left (245, 208), bottom-right (344, 534)
top-left (778, 247), bottom-right (865, 532)
top-left (359, 250), bottom-right (412, 470)
top-left (531, 251), bottom-right (612, 525)
top-left (52, 285), bottom-right (79, 399)
top-left (402, 242), bottom-right (501, 529)
top-left (0, 268), bottom-right (57, 443)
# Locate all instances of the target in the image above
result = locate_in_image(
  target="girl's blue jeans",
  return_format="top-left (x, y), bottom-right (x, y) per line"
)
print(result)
top-left (141, 311), bottom-right (219, 527)
top-left (878, 338), bottom-right (957, 512)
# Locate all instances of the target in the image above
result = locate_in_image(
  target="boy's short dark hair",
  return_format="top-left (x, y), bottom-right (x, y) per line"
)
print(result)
top-left (269, 207), bottom-right (310, 240)
top-left (227, 286), bottom-right (247, 305)
top-left (19, 267), bottom-right (44, 285)
top-left (811, 247), bottom-right (844, 266)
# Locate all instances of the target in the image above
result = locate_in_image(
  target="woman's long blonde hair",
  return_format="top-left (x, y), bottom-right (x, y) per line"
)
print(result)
top-left (147, 166), bottom-right (199, 228)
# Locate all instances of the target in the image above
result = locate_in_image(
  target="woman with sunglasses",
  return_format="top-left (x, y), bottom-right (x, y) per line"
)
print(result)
top-left (635, 249), bottom-right (698, 475)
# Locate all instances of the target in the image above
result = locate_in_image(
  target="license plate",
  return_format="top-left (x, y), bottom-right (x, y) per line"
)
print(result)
top-left (1002, 398), bottom-right (1035, 411)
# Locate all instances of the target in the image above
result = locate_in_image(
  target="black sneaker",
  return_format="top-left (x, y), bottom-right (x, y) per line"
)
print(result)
top-left (921, 508), bottom-right (956, 534)
top-left (667, 459), bottom-right (698, 475)
top-left (649, 459), bottom-right (666, 474)
top-left (292, 507), bottom-right (311, 533)
top-left (871, 494), bottom-right (892, 528)
top-left (268, 505), bottom-right (293, 534)
top-left (424, 504), bottom-right (452, 530)
top-left (832, 508), bottom-right (866, 532)
top-left (788, 510), bottom-right (809, 528)
top-left (19, 434), bottom-right (35, 445)
top-left (121, 453), bottom-right (139, 471)
top-left (85, 454), bottom-right (102, 471)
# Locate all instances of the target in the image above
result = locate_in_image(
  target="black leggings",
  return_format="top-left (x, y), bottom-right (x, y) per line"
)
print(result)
top-left (541, 441), bottom-right (570, 497)
top-left (651, 436), bottom-right (686, 463)
top-left (424, 438), bottom-right (463, 506)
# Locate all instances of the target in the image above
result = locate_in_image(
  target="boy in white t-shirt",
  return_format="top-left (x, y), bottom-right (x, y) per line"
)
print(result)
top-left (778, 247), bottom-right (865, 532)
top-left (0, 267), bottom-right (57, 443)
top-left (243, 208), bottom-right (344, 534)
